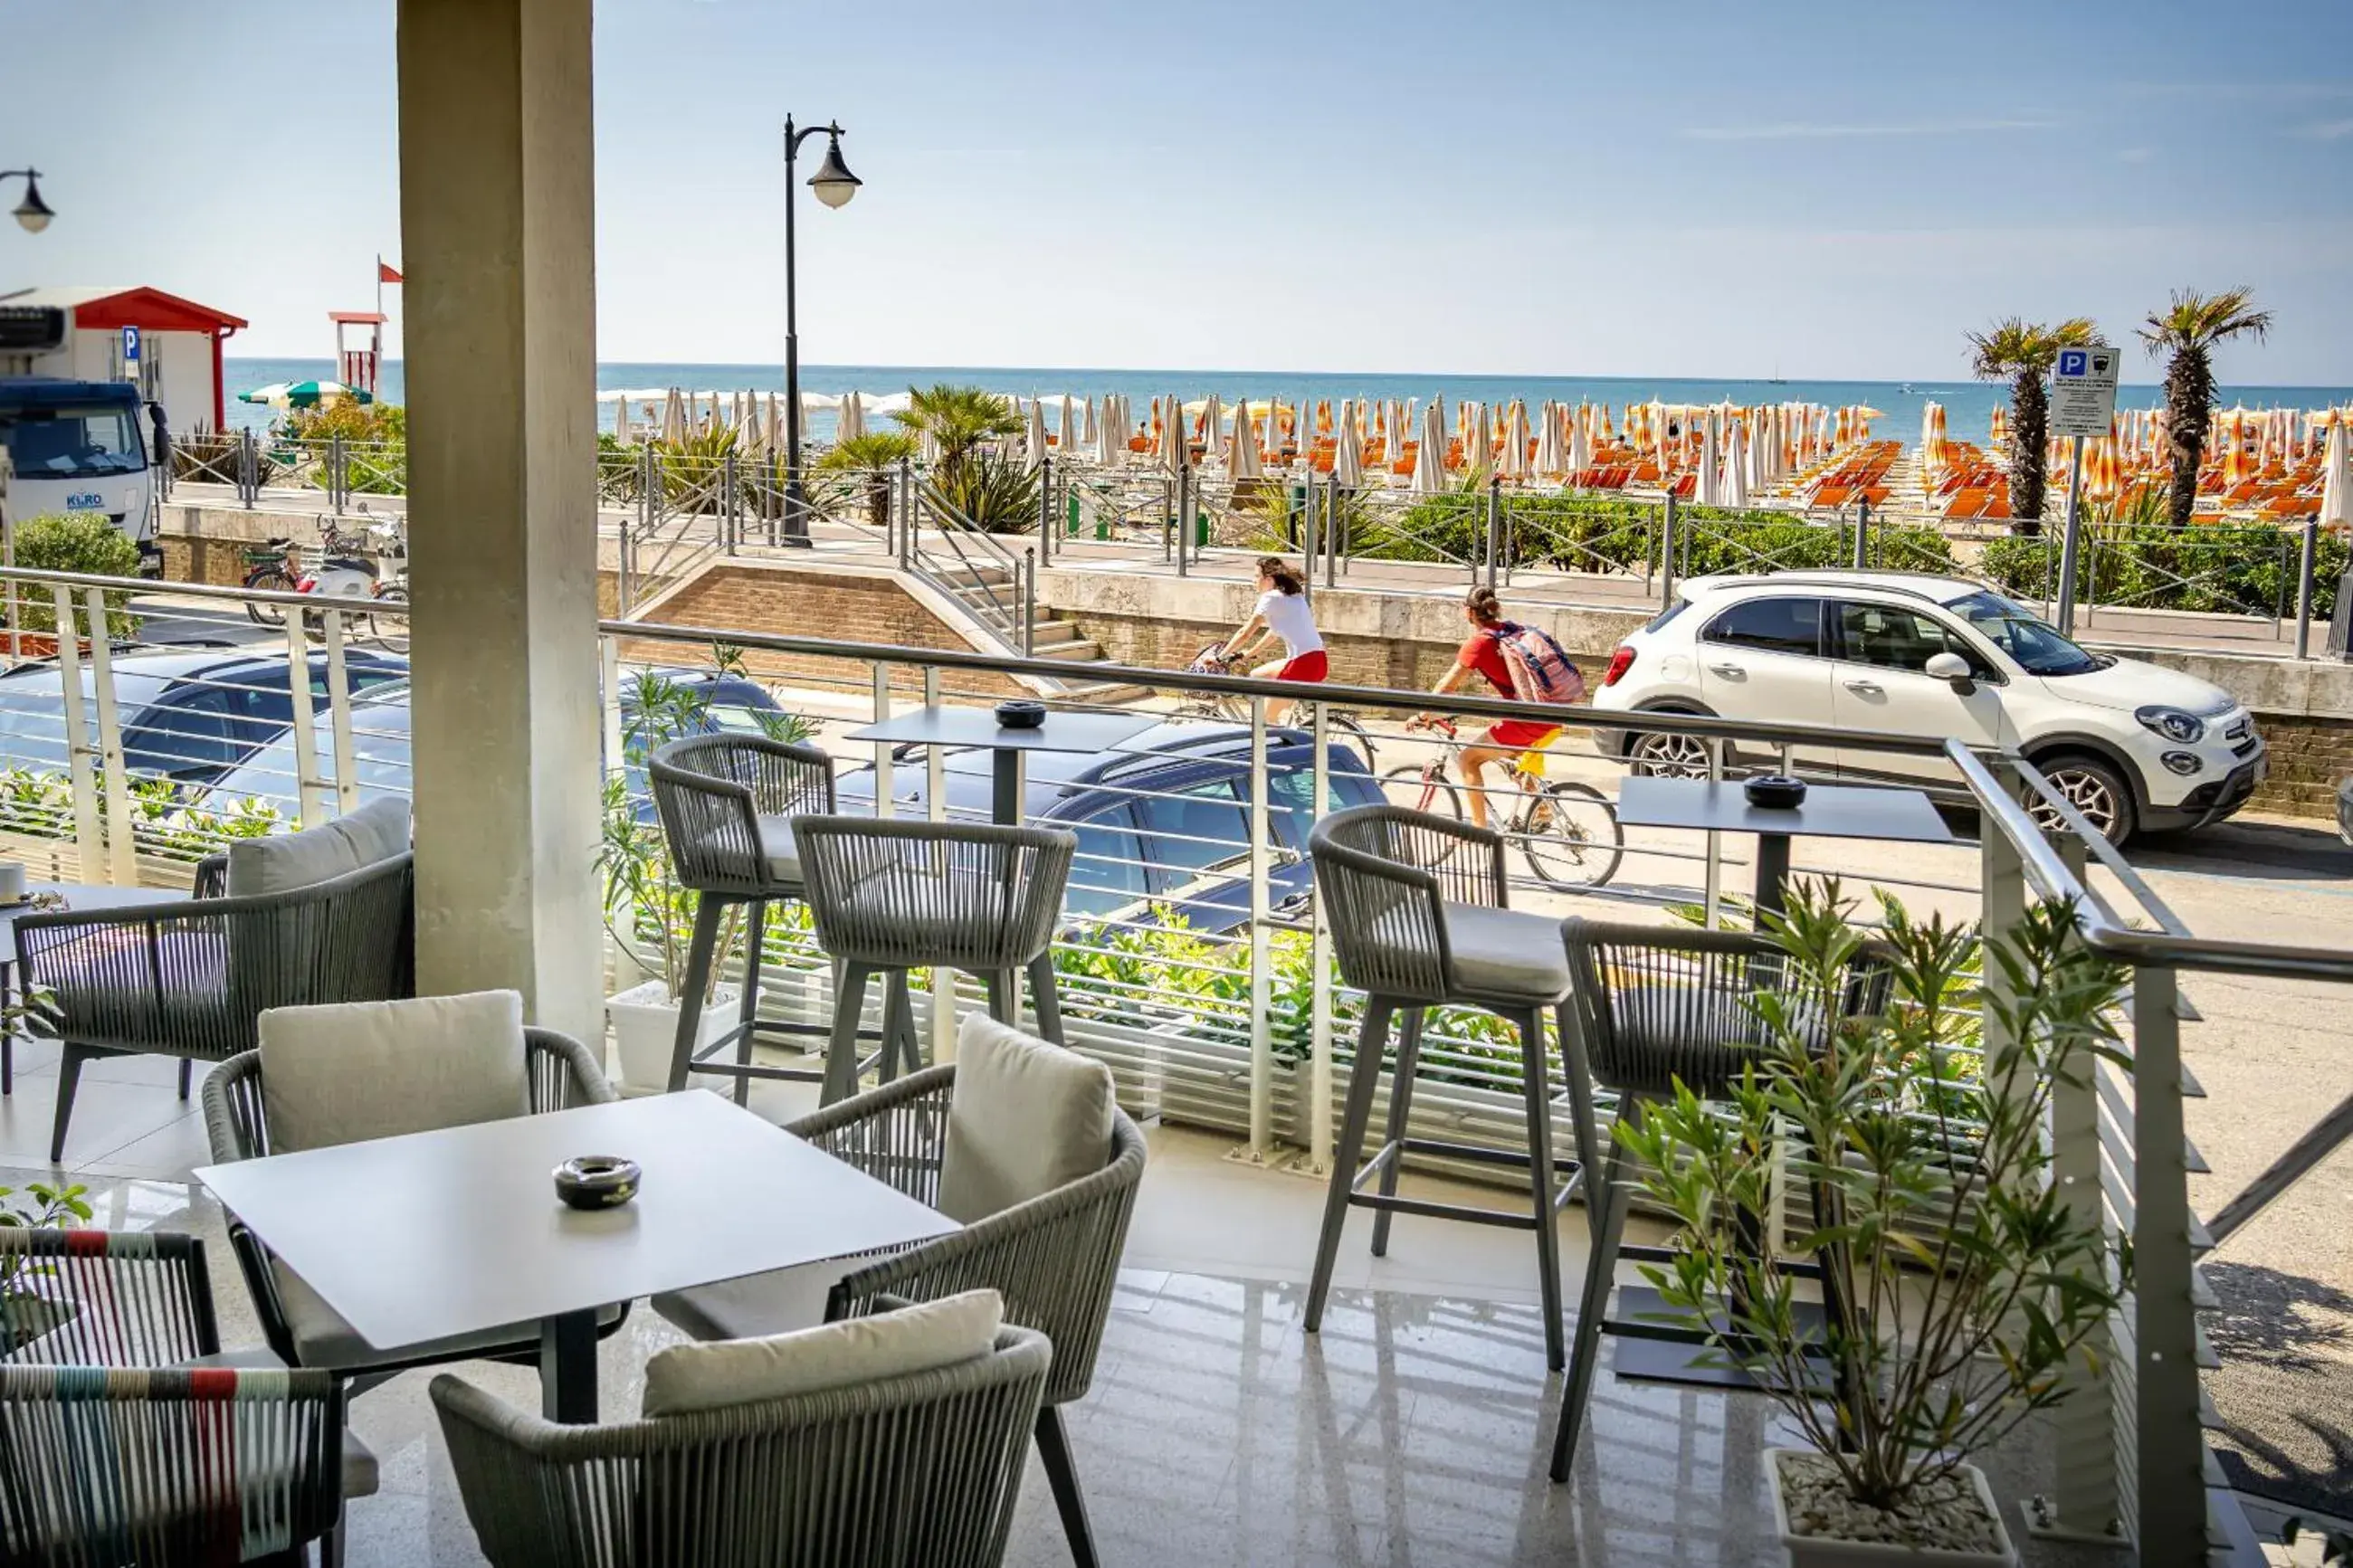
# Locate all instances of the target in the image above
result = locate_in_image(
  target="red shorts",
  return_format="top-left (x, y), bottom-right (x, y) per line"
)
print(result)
top-left (1274, 650), bottom-right (1329, 683)
top-left (1482, 720), bottom-right (1561, 750)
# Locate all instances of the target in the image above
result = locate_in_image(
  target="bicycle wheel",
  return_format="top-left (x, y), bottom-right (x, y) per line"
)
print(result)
top-left (1519, 780), bottom-right (1624, 890)
top-left (1377, 765), bottom-right (1471, 871)
top-left (370, 586), bottom-right (410, 653)
top-left (1328, 712), bottom-right (1378, 771)
top-left (244, 569), bottom-right (295, 626)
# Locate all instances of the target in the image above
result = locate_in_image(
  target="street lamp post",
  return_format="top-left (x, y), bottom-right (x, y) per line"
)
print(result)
top-left (3, 169), bottom-right (55, 233)
top-left (780, 117), bottom-right (860, 545)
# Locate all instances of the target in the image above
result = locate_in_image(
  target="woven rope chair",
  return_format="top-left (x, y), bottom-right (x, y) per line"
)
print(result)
top-left (1303, 804), bottom-right (1579, 1370)
top-left (1546, 917), bottom-right (1893, 1482)
top-left (429, 1324), bottom-right (1052, 1568)
top-left (0, 1230), bottom-right (220, 1368)
top-left (22, 851), bottom-right (414, 1161)
top-left (792, 818), bottom-right (1076, 1104)
top-left (0, 1364), bottom-right (346, 1568)
top-left (646, 734), bottom-right (853, 1101)
top-left (202, 1028), bottom-right (625, 1388)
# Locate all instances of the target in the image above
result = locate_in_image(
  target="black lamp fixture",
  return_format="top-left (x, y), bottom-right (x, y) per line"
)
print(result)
top-left (4, 169), bottom-right (53, 233)
top-left (779, 118), bottom-right (858, 544)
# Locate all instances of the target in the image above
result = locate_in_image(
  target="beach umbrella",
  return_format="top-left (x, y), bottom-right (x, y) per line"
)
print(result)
top-left (1567, 412), bottom-right (1593, 479)
top-left (238, 379), bottom-right (373, 409)
top-left (661, 387), bottom-right (687, 443)
top-left (1414, 399), bottom-right (1448, 494)
top-left (1333, 402), bottom-right (1363, 487)
top-left (612, 397), bottom-right (634, 443)
top-left (835, 389), bottom-right (862, 444)
top-left (1471, 402), bottom-right (1494, 477)
top-left (1081, 395), bottom-right (1098, 452)
top-left (1228, 396), bottom-right (1264, 480)
top-left (1024, 395), bottom-right (1048, 470)
top-left (1057, 394), bottom-right (1076, 457)
top-left (1697, 417), bottom-right (1721, 507)
top-left (1200, 394), bottom-right (1224, 467)
top-left (1723, 422), bottom-right (1749, 508)
top-left (1535, 402), bottom-right (1565, 477)
top-left (1163, 394), bottom-right (1188, 475)
top-left (2321, 418), bottom-right (2351, 528)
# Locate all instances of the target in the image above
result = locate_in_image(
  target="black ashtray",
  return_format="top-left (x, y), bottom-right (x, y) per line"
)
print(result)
top-left (554, 1155), bottom-right (641, 1211)
top-left (1744, 775), bottom-right (1807, 811)
top-left (995, 699), bottom-right (1047, 730)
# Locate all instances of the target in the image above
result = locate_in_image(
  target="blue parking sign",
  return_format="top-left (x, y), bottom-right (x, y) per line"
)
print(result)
top-left (120, 325), bottom-right (140, 363)
top-left (2056, 348), bottom-right (2087, 377)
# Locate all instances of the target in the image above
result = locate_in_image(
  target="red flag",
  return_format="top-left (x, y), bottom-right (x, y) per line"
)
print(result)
top-left (378, 261), bottom-right (403, 284)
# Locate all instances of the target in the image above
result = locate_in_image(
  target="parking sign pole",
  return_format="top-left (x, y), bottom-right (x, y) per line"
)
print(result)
top-left (2053, 434), bottom-right (2087, 636)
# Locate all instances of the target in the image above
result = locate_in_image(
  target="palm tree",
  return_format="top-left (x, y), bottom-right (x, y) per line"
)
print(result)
top-left (2140, 288), bottom-right (2273, 527)
top-left (816, 430), bottom-right (918, 527)
top-left (894, 384), bottom-right (1021, 480)
top-left (1966, 316), bottom-right (2095, 537)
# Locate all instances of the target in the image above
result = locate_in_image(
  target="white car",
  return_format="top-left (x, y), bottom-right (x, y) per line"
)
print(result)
top-left (1588, 571), bottom-right (2266, 845)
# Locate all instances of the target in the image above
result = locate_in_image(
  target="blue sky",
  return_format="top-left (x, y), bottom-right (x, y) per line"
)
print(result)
top-left (5, 0), bottom-right (2351, 382)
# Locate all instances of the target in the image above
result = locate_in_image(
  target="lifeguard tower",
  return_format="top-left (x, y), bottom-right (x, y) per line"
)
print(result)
top-left (330, 309), bottom-right (386, 396)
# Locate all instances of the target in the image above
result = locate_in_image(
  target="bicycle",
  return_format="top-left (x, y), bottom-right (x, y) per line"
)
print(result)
top-left (1380, 717), bottom-right (1624, 889)
top-left (240, 519), bottom-right (408, 652)
top-left (1173, 643), bottom-right (1379, 771)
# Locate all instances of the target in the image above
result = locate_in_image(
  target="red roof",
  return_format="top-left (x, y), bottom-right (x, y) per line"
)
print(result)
top-left (329, 310), bottom-right (388, 325)
top-left (65, 286), bottom-right (247, 335)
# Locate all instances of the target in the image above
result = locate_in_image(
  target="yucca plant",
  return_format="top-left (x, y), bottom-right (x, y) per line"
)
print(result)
top-left (931, 447), bottom-right (1042, 533)
top-left (2141, 287), bottom-right (2273, 527)
top-left (1966, 316), bottom-right (2096, 536)
top-left (895, 384), bottom-right (1021, 482)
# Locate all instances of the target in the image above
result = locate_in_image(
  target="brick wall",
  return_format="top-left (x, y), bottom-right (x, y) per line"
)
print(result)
top-left (1069, 609), bottom-right (1472, 693)
top-left (2249, 713), bottom-right (2353, 818)
top-left (614, 562), bottom-right (1024, 698)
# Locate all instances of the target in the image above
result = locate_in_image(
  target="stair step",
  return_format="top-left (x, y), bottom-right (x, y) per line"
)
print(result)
top-left (1029, 622), bottom-right (1083, 647)
top-left (1034, 639), bottom-right (1105, 661)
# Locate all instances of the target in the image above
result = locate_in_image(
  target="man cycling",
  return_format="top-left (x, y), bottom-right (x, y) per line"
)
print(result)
top-left (1409, 585), bottom-right (1567, 831)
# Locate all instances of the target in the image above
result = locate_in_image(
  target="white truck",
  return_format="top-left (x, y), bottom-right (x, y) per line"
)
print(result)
top-left (0, 375), bottom-right (166, 575)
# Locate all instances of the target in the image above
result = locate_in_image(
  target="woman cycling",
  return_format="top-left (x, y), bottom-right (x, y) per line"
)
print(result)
top-left (1219, 556), bottom-right (1325, 722)
top-left (1411, 584), bottom-right (1562, 831)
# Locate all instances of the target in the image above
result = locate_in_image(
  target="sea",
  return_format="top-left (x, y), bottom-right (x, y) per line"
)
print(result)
top-left (220, 357), bottom-right (2353, 449)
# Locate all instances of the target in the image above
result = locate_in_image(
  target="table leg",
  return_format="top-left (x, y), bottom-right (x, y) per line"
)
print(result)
top-left (990, 747), bottom-right (1021, 826)
top-left (539, 1308), bottom-right (599, 1423)
top-left (1752, 832), bottom-right (1792, 918)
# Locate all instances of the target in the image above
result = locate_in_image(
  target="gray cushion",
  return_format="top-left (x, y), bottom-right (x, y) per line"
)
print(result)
top-left (642, 1288), bottom-right (1004, 1419)
top-left (754, 813), bottom-right (803, 885)
top-left (258, 991), bottom-right (529, 1153)
top-left (652, 1258), bottom-right (847, 1343)
top-left (937, 1012), bottom-right (1114, 1224)
top-left (269, 1259), bottom-right (619, 1374)
top-left (1440, 902), bottom-right (1572, 1003)
top-left (225, 797), bottom-right (410, 897)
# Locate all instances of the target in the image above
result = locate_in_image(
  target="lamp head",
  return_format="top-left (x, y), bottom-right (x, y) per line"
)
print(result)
top-left (12, 172), bottom-right (53, 234)
top-left (807, 135), bottom-right (860, 210)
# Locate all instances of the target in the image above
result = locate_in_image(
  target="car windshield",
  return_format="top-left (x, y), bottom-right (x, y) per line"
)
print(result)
top-left (1947, 591), bottom-right (2101, 676)
top-left (1, 403), bottom-right (146, 479)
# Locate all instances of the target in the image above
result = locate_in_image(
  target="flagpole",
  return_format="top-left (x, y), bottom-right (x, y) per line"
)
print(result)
top-left (376, 254), bottom-right (383, 318)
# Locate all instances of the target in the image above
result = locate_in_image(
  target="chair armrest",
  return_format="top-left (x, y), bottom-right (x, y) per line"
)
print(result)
top-left (786, 1065), bottom-right (954, 1206)
top-left (194, 853), bottom-right (230, 900)
top-left (526, 1027), bottom-right (616, 1111)
top-left (827, 1112), bottom-right (1147, 1403)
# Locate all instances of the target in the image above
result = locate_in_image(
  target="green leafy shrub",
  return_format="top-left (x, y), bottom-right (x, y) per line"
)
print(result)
top-left (1383, 493), bottom-right (1954, 578)
top-left (170, 427), bottom-right (276, 488)
top-left (933, 448), bottom-right (1043, 533)
top-left (1978, 503), bottom-right (2342, 622)
top-left (6, 513), bottom-right (143, 637)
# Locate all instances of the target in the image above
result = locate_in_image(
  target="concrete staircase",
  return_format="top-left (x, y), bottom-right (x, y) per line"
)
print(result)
top-left (917, 558), bottom-right (1149, 703)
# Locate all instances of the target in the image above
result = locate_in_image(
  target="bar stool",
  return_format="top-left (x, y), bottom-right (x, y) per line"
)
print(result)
top-left (791, 817), bottom-right (1077, 1104)
top-left (1547, 917), bottom-right (1892, 1481)
top-left (648, 734), bottom-right (862, 1101)
top-left (1303, 803), bottom-right (1579, 1371)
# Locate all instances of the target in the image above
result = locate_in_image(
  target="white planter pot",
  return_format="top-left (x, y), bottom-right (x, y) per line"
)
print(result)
top-left (1768, 1450), bottom-right (2015, 1568)
top-left (605, 980), bottom-right (751, 1095)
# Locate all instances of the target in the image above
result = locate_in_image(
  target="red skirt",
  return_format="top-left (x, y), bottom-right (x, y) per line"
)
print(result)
top-left (1274, 650), bottom-right (1329, 683)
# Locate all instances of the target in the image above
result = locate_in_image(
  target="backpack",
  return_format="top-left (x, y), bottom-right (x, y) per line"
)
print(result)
top-left (1488, 622), bottom-right (1586, 706)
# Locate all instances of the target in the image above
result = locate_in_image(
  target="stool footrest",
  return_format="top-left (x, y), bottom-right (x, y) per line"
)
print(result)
top-left (687, 1036), bottom-right (889, 1085)
top-left (1349, 1138), bottom-right (1582, 1193)
top-left (1344, 1191), bottom-right (1541, 1231)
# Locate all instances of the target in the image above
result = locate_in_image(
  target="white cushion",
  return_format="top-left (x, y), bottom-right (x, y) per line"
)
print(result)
top-left (226, 797), bottom-right (410, 897)
top-left (935, 1012), bottom-right (1114, 1224)
top-left (1441, 902), bottom-right (1573, 1003)
top-left (258, 990), bottom-right (529, 1153)
top-left (641, 1288), bottom-right (1004, 1419)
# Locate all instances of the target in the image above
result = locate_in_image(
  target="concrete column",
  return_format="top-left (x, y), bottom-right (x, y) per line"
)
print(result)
top-left (397, 0), bottom-right (603, 1041)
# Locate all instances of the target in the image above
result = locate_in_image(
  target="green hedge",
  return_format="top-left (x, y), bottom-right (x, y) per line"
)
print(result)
top-left (1978, 522), bottom-right (2340, 621)
top-left (1381, 493), bottom-right (1955, 579)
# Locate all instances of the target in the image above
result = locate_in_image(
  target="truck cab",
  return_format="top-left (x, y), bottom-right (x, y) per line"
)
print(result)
top-left (0, 377), bottom-right (164, 575)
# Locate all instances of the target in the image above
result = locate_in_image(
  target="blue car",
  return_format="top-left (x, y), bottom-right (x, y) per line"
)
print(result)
top-left (0, 648), bottom-right (409, 786)
top-left (835, 721), bottom-right (1386, 935)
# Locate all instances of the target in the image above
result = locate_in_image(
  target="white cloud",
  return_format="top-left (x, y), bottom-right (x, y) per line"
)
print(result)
top-left (1681, 118), bottom-right (2056, 142)
top-left (2296, 119), bottom-right (2353, 140)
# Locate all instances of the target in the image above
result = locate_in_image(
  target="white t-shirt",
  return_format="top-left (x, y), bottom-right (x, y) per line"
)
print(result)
top-left (1257, 589), bottom-right (1323, 658)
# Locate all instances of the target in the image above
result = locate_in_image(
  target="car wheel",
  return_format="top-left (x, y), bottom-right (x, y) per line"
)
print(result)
top-left (2027, 754), bottom-right (2136, 848)
top-left (1627, 728), bottom-right (1711, 780)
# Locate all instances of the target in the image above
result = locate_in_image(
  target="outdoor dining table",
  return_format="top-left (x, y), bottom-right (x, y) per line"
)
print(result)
top-left (195, 1089), bottom-right (957, 1421)
top-left (842, 704), bottom-right (1160, 825)
top-left (0, 880), bottom-right (185, 1095)
top-left (1614, 775), bottom-right (1957, 915)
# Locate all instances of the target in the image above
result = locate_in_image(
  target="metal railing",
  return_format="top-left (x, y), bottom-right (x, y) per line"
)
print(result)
top-left (895, 462), bottom-right (1038, 660)
top-left (1979, 518), bottom-right (2333, 649)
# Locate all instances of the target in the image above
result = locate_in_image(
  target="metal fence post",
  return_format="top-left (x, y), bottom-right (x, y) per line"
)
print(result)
top-left (1038, 456), bottom-right (1053, 565)
top-left (1852, 494), bottom-right (1870, 570)
top-left (238, 428), bottom-right (257, 509)
top-left (1300, 480), bottom-right (1319, 592)
top-left (2054, 434), bottom-right (2088, 636)
top-left (329, 432), bottom-right (347, 517)
top-left (723, 449), bottom-right (739, 556)
top-left (282, 608), bottom-right (325, 832)
top-left (1021, 548), bottom-right (1036, 657)
top-left (51, 586), bottom-right (102, 879)
top-left (1176, 463), bottom-right (1191, 577)
top-left (82, 587), bottom-right (138, 884)
top-left (923, 667), bottom-right (955, 1065)
top-left (323, 609), bottom-right (358, 814)
top-left (898, 459), bottom-right (913, 570)
top-left (2296, 518), bottom-right (2319, 660)
top-left (1659, 492), bottom-right (1679, 611)
top-left (600, 637), bottom-right (625, 783)
top-left (1485, 476), bottom-right (1501, 589)
top-left (1325, 470), bottom-right (1342, 584)
top-left (1245, 694), bottom-right (1272, 1164)
top-left (1308, 698), bottom-right (1335, 1175)
top-left (871, 662), bottom-right (894, 821)
top-left (2131, 959), bottom-right (2210, 1560)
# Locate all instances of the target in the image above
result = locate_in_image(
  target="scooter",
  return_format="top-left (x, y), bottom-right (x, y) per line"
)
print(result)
top-left (242, 518), bottom-right (408, 651)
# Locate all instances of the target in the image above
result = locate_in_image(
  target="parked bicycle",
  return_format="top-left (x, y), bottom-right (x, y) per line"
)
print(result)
top-left (1173, 643), bottom-right (1378, 770)
top-left (241, 518), bottom-right (409, 652)
top-left (1380, 717), bottom-right (1624, 889)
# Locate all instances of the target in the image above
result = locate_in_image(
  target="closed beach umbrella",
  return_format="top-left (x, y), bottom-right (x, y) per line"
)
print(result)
top-left (2321, 417), bottom-right (2351, 528)
top-left (1229, 397), bottom-right (1264, 480)
top-left (1414, 399), bottom-right (1447, 494)
top-left (1697, 417), bottom-right (1720, 507)
top-left (1567, 413), bottom-right (1592, 479)
top-left (1058, 394), bottom-right (1076, 456)
top-left (1535, 402), bottom-right (1564, 477)
top-left (1097, 394), bottom-right (1122, 466)
top-left (837, 390), bottom-right (864, 443)
top-left (1500, 401), bottom-right (1530, 480)
top-left (1724, 422), bottom-right (1749, 508)
top-left (661, 387), bottom-right (687, 443)
top-left (1163, 395), bottom-right (1188, 475)
top-left (1471, 402), bottom-right (1493, 475)
top-left (1334, 402), bottom-right (1363, 487)
top-left (612, 396), bottom-right (634, 444)
top-left (1081, 395), bottom-right (1098, 451)
top-left (1199, 394), bottom-right (1224, 468)
top-left (1024, 395), bottom-right (1048, 470)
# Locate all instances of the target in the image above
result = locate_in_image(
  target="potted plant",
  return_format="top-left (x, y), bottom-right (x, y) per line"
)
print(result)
top-left (1615, 883), bottom-right (2129, 1566)
top-left (597, 654), bottom-right (812, 1092)
top-left (0, 1178), bottom-right (93, 1354)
